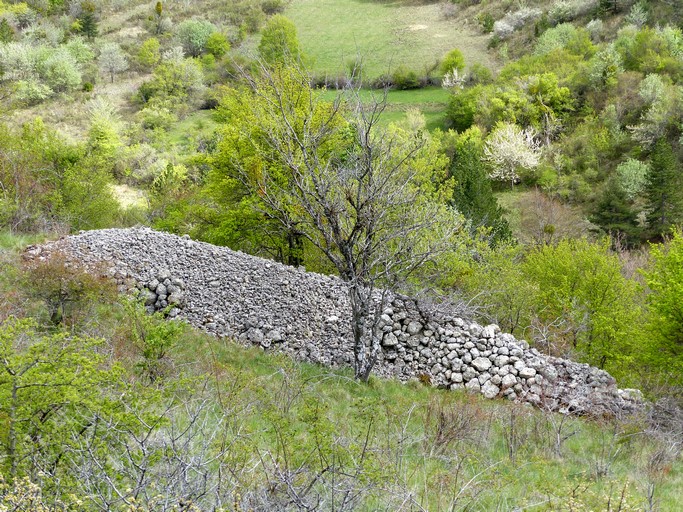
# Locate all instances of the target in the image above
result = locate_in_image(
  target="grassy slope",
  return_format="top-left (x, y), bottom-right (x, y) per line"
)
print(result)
top-left (173, 318), bottom-right (683, 510)
top-left (2, 228), bottom-right (682, 508)
top-left (286, 0), bottom-right (497, 79)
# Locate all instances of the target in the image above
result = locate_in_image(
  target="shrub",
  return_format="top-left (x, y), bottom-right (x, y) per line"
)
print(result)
top-left (40, 47), bottom-right (82, 92)
top-left (440, 48), bottom-right (465, 75)
top-left (261, 0), bottom-right (285, 15)
top-left (258, 14), bottom-right (300, 64)
top-left (22, 252), bottom-right (116, 325)
top-left (391, 65), bottom-right (420, 90)
top-left (477, 12), bottom-right (494, 33)
top-left (205, 31), bottom-right (230, 58)
top-left (175, 18), bottom-right (216, 57)
top-left (137, 37), bottom-right (161, 68)
top-left (14, 78), bottom-right (52, 105)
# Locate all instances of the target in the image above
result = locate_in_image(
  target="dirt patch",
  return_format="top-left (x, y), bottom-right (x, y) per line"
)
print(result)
top-left (408, 24), bottom-right (428, 31)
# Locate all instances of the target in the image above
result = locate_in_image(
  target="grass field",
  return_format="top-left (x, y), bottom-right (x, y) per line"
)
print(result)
top-left (286, 0), bottom-right (497, 79)
top-left (321, 86), bottom-right (451, 130)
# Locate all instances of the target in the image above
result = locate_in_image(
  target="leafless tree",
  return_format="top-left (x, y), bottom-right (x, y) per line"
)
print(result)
top-left (229, 62), bottom-right (462, 381)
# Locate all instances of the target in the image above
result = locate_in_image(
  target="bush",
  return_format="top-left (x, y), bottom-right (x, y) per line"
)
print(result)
top-left (391, 65), bottom-right (420, 90)
top-left (175, 18), bottom-right (216, 57)
top-left (137, 37), bottom-right (161, 68)
top-left (477, 12), bottom-right (494, 33)
top-left (14, 78), bottom-right (52, 105)
top-left (261, 0), bottom-right (285, 15)
top-left (446, 86), bottom-right (480, 132)
top-left (40, 48), bottom-right (82, 92)
top-left (258, 14), bottom-right (300, 64)
top-left (137, 104), bottom-right (177, 131)
top-left (205, 31), bottom-right (230, 58)
top-left (440, 48), bottom-right (465, 75)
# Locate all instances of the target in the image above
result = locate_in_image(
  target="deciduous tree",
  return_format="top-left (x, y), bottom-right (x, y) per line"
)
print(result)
top-left (213, 64), bottom-right (461, 381)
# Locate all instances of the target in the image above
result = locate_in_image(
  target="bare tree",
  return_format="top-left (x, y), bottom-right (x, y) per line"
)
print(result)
top-left (225, 63), bottom-right (462, 381)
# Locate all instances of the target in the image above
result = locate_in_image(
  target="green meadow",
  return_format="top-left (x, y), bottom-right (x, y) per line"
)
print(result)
top-left (286, 0), bottom-right (496, 79)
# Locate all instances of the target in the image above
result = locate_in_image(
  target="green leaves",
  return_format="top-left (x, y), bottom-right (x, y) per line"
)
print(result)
top-left (643, 229), bottom-right (683, 383)
top-left (0, 317), bottom-right (120, 480)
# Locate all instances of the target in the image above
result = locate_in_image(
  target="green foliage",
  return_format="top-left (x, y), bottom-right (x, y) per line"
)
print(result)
top-left (534, 23), bottom-right (595, 57)
top-left (589, 44), bottom-right (623, 90)
top-left (441, 127), bottom-right (511, 246)
top-left (391, 65), bottom-right (420, 90)
top-left (0, 18), bottom-right (14, 43)
top-left (462, 239), bottom-right (643, 381)
top-left (136, 37), bottom-right (161, 68)
top-left (591, 178), bottom-right (641, 246)
top-left (64, 36), bottom-right (94, 64)
top-left (175, 18), bottom-right (217, 57)
top-left (258, 14), bottom-right (301, 65)
top-left (137, 56), bottom-right (204, 108)
top-left (524, 239), bottom-right (642, 376)
top-left (13, 78), bottom-right (52, 105)
top-left (76, 0), bottom-right (98, 39)
top-left (616, 25), bottom-right (683, 78)
top-left (440, 48), bottom-right (465, 75)
top-left (446, 85), bottom-right (480, 132)
top-left (0, 317), bottom-right (118, 480)
top-left (22, 253), bottom-right (116, 326)
top-left (124, 299), bottom-right (185, 382)
top-left (644, 138), bottom-right (683, 240)
top-left (477, 12), bottom-right (494, 33)
top-left (86, 98), bottom-right (123, 167)
top-left (205, 31), bottom-right (230, 58)
top-left (643, 229), bottom-right (683, 383)
top-left (0, 118), bottom-right (119, 233)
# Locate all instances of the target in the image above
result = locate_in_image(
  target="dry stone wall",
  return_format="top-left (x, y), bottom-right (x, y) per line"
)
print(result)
top-left (26, 227), bottom-right (642, 416)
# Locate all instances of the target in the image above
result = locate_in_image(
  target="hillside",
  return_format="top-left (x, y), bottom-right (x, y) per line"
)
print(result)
top-left (0, 233), bottom-right (681, 510)
top-left (2, 0), bottom-right (683, 508)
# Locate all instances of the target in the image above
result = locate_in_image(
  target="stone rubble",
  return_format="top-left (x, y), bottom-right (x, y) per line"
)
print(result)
top-left (25, 227), bottom-right (643, 416)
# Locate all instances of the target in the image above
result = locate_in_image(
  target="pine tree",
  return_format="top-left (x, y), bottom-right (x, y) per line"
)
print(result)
top-left (591, 178), bottom-right (641, 246)
top-left (644, 138), bottom-right (683, 241)
top-left (0, 19), bottom-right (14, 43)
top-left (78, 1), bottom-right (99, 40)
top-left (448, 127), bottom-right (511, 245)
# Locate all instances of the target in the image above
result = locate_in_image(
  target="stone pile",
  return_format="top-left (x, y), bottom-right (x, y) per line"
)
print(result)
top-left (26, 227), bottom-right (642, 416)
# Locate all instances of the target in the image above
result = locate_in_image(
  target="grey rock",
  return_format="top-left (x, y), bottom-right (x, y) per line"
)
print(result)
top-left (383, 333), bottom-right (399, 347)
top-left (519, 367), bottom-right (537, 379)
top-left (472, 357), bottom-right (492, 372)
top-left (482, 381), bottom-right (500, 399)
top-left (407, 321), bottom-right (423, 335)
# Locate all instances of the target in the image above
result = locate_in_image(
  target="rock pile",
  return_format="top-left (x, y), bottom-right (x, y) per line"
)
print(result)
top-left (26, 227), bottom-right (642, 416)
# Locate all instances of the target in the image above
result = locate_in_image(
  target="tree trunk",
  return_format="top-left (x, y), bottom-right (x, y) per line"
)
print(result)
top-left (349, 284), bottom-right (371, 381)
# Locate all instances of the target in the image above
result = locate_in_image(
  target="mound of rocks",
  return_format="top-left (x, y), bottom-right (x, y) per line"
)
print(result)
top-left (25, 227), bottom-right (643, 416)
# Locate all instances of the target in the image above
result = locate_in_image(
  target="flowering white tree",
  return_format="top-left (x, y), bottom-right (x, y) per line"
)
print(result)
top-left (441, 68), bottom-right (466, 89)
top-left (97, 42), bottom-right (128, 83)
top-left (484, 122), bottom-right (540, 187)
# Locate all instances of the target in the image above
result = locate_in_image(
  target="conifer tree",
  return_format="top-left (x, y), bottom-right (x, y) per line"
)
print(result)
top-left (591, 178), bottom-right (641, 246)
top-left (0, 19), bottom-right (14, 43)
top-left (447, 127), bottom-right (511, 245)
top-left (78, 1), bottom-right (98, 40)
top-left (644, 138), bottom-right (683, 240)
